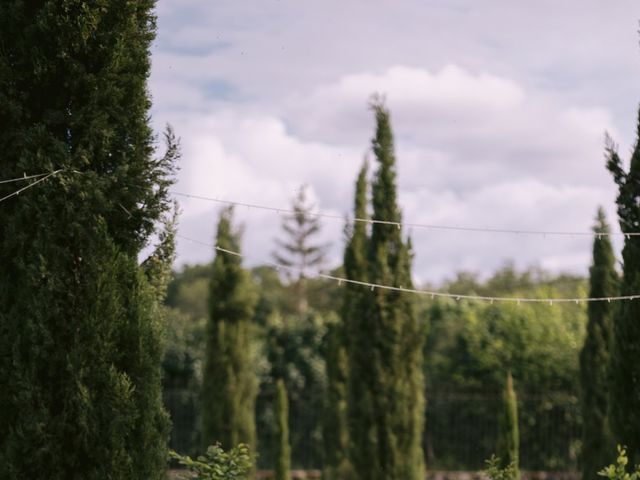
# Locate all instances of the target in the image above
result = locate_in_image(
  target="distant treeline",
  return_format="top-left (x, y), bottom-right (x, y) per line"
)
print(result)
top-left (162, 262), bottom-right (586, 471)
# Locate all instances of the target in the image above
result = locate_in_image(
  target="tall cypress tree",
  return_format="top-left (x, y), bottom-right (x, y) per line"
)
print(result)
top-left (0, 2), bottom-right (178, 478)
top-left (348, 100), bottom-right (425, 480)
top-left (275, 378), bottom-right (291, 480)
top-left (606, 129), bottom-right (640, 464)
top-left (496, 372), bottom-right (519, 480)
top-left (202, 207), bottom-right (258, 450)
top-left (579, 207), bottom-right (617, 479)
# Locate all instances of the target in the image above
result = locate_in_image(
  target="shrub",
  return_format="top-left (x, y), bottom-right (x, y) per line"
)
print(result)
top-left (484, 455), bottom-right (518, 480)
top-left (598, 446), bottom-right (640, 480)
top-left (169, 444), bottom-right (253, 480)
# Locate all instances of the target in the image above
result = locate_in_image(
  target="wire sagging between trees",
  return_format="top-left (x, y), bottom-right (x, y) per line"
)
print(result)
top-left (1, 171), bottom-right (636, 304)
top-left (1, 172), bottom-right (636, 237)
top-left (177, 234), bottom-right (640, 304)
top-left (171, 190), bottom-right (639, 238)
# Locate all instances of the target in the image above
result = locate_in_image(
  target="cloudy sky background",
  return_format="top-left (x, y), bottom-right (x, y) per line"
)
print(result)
top-left (149, 0), bottom-right (640, 284)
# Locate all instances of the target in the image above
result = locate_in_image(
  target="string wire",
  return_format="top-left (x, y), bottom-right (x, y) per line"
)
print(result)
top-left (0, 170), bottom-right (64, 204)
top-left (171, 190), bottom-right (636, 238)
top-left (1, 172), bottom-right (633, 299)
top-left (1, 175), bottom-right (632, 237)
top-left (0, 172), bottom-right (50, 185)
top-left (177, 234), bottom-right (638, 304)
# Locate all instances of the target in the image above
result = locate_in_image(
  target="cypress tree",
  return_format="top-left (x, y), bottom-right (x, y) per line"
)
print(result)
top-left (579, 208), bottom-right (617, 479)
top-left (275, 378), bottom-right (291, 480)
top-left (202, 206), bottom-right (258, 450)
top-left (496, 372), bottom-right (519, 480)
top-left (348, 100), bottom-right (425, 480)
top-left (0, 2), bottom-right (178, 478)
top-left (606, 129), bottom-right (640, 464)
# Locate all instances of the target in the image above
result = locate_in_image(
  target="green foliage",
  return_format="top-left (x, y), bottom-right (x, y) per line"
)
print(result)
top-left (170, 444), bottom-right (253, 480)
top-left (496, 373), bottom-right (519, 480)
top-left (0, 1), bottom-right (177, 478)
top-left (163, 264), bottom-right (210, 455)
top-left (272, 185), bottom-right (329, 314)
top-left (598, 446), bottom-right (640, 480)
top-left (607, 124), bottom-right (640, 464)
top-left (347, 100), bottom-right (425, 480)
top-left (164, 260), bottom-right (335, 465)
top-left (202, 207), bottom-right (258, 450)
top-left (422, 267), bottom-right (586, 470)
top-left (275, 379), bottom-right (291, 480)
top-left (163, 263), bottom-right (210, 392)
top-left (260, 311), bottom-right (327, 469)
top-left (580, 208), bottom-right (618, 479)
top-left (484, 455), bottom-right (518, 480)
top-left (322, 319), bottom-right (352, 480)
top-left (323, 160), bottom-right (368, 480)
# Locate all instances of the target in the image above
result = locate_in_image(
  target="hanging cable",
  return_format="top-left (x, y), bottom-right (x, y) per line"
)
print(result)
top-left (171, 190), bottom-right (636, 238)
top-left (0, 170), bottom-right (64, 204)
top-left (177, 234), bottom-right (638, 304)
top-left (0, 172), bottom-right (51, 185)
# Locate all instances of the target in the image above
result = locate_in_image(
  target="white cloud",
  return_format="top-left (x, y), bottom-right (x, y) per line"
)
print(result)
top-left (149, 0), bottom-right (640, 283)
top-left (164, 65), bottom-right (620, 282)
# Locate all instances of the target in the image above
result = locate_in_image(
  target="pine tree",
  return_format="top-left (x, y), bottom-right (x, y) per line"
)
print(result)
top-left (275, 378), bottom-right (291, 480)
top-left (606, 130), bottom-right (640, 464)
top-left (273, 185), bottom-right (328, 314)
top-left (0, 2), bottom-right (178, 478)
top-left (202, 207), bottom-right (258, 450)
top-left (496, 372), bottom-right (519, 480)
top-left (579, 208), bottom-right (617, 479)
top-left (347, 100), bottom-right (425, 480)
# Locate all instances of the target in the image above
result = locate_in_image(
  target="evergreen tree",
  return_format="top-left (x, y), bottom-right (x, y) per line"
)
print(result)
top-left (496, 372), bottom-right (520, 480)
top-left (275, 378), bottom-right (291, 480)
top-left (202, 207), bottom-right (258, 450)
top-left (273, 185), bottom-right (328, 314)
top-left (0, 2), bottom-right (178, 478)
top-left (579, 208), bottom-right (617, 479)
top-left (347, 100), bottom-right (425, 480)
top-left (606, 130), bottom-right (640, 464)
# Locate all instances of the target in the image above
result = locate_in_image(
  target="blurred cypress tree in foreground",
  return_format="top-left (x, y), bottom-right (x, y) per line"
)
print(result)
top-left (202, 207), bottom-right (257, 451)
top-left (497, 372), bottom-right (519, 480)
top-left (0, 1), bottom-right (178, 478)
top-left (275, 378), bottom-right (291, 480)
top-left (579, 208), bottom-right (617, 479)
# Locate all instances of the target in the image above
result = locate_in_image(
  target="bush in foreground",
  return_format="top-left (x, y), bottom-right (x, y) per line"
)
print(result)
top-left (170, 444), bottom-right (253, 480)
top-left (598, 446), bottom-right (640, 480)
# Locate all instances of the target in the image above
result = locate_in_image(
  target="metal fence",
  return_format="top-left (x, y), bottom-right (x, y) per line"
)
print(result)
top-left (424, 391), bottom-right (580, 471)
top-left (164, 388), bottom-right (581, 471)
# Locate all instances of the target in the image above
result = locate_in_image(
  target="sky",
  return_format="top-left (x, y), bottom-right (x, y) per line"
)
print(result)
top-left (149, 0), bottom-right (640, 284)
